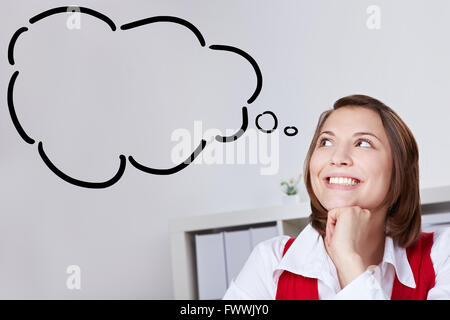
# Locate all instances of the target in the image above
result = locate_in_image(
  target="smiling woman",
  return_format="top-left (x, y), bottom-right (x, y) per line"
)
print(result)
top-left (303, 95), bottom-right (419, 292)
top-left (223, 94), bottom-right (450, 300)
top-left (306, 95), bottom-right (420, 249)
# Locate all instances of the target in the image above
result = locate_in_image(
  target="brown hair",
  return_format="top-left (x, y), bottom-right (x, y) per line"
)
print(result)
top-left (303, 94), bottom-right (421, 248)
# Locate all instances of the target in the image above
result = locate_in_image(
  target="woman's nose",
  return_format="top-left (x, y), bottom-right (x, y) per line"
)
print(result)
top-left (329, 147), bottom-right (353, 166)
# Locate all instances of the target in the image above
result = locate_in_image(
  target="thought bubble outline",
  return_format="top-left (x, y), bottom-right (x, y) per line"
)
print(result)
top-left (255, 111), bottom-right (278, 134)
top-left (7, 6), bottom-right (267, 188)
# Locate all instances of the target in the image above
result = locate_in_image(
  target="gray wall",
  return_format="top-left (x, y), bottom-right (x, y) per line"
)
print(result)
top-left (1, 0), bottom-right (449, 298)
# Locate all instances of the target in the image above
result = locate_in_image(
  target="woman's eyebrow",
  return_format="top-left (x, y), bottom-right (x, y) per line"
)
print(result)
top-left (353, 131), bottom-right (381, 142)
top-left (319, 130), bottom-right (334, 136)
top-left (319, 131), bottom-right (381, 142)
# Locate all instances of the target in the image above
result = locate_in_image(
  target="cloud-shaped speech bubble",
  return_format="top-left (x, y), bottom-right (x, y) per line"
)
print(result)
top-left (8, 6), bottom-right (296, 189)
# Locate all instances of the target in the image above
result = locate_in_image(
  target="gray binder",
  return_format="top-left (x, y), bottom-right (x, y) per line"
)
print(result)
top-left (195, 232), bottom-right (227, 299)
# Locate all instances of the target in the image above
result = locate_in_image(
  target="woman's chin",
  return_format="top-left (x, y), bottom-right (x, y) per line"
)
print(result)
top-left (322, 198), bottom-right (359, 211)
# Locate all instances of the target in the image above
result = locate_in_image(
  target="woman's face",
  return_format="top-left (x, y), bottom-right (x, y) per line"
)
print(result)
top-left (309, 106), bottom-right (393, 213)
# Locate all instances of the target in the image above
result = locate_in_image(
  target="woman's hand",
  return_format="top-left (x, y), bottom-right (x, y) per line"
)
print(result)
top-left (324, 206), bottom-right (380, 288)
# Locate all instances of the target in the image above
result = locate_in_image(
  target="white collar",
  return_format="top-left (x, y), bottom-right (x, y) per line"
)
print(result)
top-left (274, 224), bottom-right (416, 289)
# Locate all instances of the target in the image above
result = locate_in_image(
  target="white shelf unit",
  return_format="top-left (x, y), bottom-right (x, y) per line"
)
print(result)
top-left (169, 185), bottom-right (450, 300)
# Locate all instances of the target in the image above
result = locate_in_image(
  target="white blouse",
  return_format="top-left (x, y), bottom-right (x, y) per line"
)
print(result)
top-left (223, 223), bottom-right (450, 300)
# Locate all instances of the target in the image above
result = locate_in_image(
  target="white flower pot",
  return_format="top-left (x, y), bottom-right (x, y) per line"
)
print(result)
top-left (282, 194), bottom-right (299, 205)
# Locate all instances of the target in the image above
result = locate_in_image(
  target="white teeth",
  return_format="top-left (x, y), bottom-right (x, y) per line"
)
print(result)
top-left (328, 177), bottom-right (359, 186)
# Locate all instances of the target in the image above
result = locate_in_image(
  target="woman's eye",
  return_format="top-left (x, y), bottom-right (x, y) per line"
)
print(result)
top-left (319, 138), bottom-right (332, 147)
top-left (357, 139), bottom-right (372, 148)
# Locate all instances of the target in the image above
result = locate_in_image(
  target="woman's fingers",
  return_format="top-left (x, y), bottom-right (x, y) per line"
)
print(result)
top-left (326, 206), bottom-right (372, 255)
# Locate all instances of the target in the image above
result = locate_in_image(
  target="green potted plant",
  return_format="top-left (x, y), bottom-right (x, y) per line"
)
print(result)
top-left (280, 174), bottom-right (303, 204)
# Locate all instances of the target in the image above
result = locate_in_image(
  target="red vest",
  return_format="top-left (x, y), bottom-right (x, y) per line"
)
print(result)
top-left (275, 232), bottom-right (435, 300)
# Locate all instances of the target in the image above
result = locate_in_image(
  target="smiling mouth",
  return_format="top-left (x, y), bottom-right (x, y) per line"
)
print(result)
top-left (324, 176), bottom-right (362, 190)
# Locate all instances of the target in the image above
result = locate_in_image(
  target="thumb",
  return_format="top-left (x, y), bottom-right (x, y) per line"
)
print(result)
top-left (326, 209), bottom-right (337, 246)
